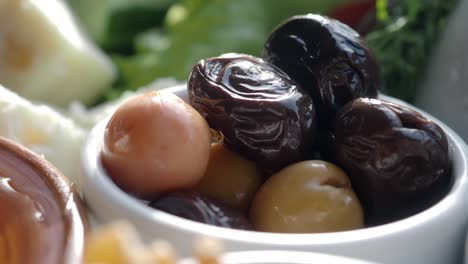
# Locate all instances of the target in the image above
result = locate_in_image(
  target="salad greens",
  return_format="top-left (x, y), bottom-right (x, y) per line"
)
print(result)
top-left (68, 0), bottom-right (461, 103)
top-left (366, 0), bottom-right (461, 102)
top-left (68, 0), bottom-right (176, 53)
top-left (70, 0), bottom-right (348, 101)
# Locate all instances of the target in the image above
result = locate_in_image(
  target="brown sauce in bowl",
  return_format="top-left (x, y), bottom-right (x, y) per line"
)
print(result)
top-left (0, 138), bottom-right (87, 264)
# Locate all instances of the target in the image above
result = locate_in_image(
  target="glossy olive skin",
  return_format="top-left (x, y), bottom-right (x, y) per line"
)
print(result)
top-left (101, 92), bottom-right (211, 199)
top-left (334, 98), bottom-right (451, 225)
top-left (263, 14), bottom-right (381, 127)
top-left (188, 53), bottom-right (316, 171)
top-left (195, 143), bottom-right (262, 212)
top-left (250, 160), bottom-right (364, 233)
top-left (149, 191), bottom-right (252, 230)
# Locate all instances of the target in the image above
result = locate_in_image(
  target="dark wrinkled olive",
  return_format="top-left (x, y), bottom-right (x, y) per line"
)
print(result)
top-left (149, 191), bottom-right (252, 230)
top-left (334, 98), bottom-right (451, 225)
top-left (263, 14), bottom-right (381, 128)
top-left (188, 53), bottom-right (316, 172)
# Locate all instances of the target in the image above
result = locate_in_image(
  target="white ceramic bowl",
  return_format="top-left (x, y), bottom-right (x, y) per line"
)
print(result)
top-left (179, 250), bottom-right (374, 264)
top-left (81, 85), bottom-right (468, 264)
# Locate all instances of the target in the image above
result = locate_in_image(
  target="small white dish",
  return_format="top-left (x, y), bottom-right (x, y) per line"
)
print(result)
top-left (81, 85), bottom-right (468, 264)
top-left (179, 250), bottom-right (376, 264)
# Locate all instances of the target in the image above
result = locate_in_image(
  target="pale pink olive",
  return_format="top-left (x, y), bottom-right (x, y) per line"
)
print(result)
top-left (250, 160), bottom-right (364, 233)
top-left (101, 91), bottom-right (211, 199)
top-left (195, 142), bottom-right (262, 211)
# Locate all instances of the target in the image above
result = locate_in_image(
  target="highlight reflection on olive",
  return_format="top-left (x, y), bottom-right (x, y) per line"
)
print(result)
top-left (188, 53), bottom-right (317, 172)
top-left (150, 191), bottom-right (252, 230)
top-left (263, 14), bottom-right (381, 127)
top-left (101, 92), bottom-right (211, 199)
top-left (333, 98), bottom-right (451, 225)
top-left (250, 160), bottom-right (364, 233)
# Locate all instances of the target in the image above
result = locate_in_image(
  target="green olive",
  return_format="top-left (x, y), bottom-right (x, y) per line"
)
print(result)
top-left (250, 160), bottom-right (364, 233)
top-left (195, 143), bottom-right (262, 211)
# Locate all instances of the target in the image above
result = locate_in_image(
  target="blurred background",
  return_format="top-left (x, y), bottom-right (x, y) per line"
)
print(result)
top-left (65, 0), bottom-right (458, 100)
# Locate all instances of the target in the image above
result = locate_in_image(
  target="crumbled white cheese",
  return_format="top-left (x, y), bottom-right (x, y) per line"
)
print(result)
top-left (0, 84), bottom-right (86, 188)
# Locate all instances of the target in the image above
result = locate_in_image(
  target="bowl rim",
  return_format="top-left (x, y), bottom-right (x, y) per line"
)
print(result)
top-left (81, 84), bottom-right (468, 246)
top-left (179, 250), bottom-right (376, 263)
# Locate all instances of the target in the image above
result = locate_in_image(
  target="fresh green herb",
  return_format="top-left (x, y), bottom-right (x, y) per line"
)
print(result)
top-left (366, 0), bottom-right (461, 102)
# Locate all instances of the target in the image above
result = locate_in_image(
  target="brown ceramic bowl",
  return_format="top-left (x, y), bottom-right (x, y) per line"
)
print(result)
top-left (0, 136), bottom-right (88, 264)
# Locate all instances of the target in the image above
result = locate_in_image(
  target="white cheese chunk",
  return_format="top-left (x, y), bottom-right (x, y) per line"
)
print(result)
top-left (0, 0), bottom-right (116, 106)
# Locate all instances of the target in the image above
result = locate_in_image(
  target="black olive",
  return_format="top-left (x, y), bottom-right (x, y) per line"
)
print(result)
top-left (188, 53), bottom-right (317, 172)
top-left (333, 98), bottom-right (451, 225)
top-left (263, 14), bottom-right (381, 129)
top-left (149, 191), bottom-right (252, 230)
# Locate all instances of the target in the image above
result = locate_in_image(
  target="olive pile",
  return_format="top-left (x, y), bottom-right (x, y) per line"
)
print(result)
top-left (101, 14), bottom-right (451, 233)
